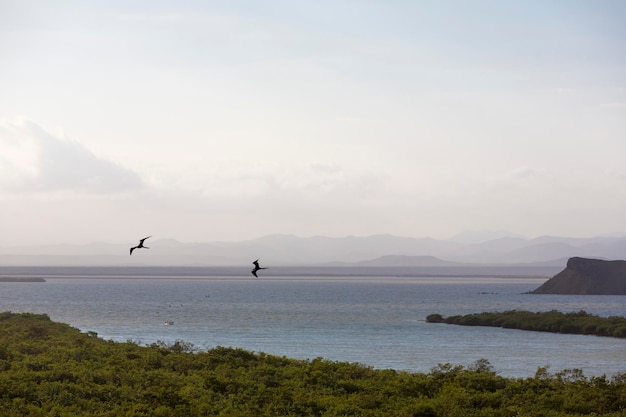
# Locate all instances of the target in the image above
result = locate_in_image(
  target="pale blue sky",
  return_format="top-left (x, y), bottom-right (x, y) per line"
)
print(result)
top-left (1, 1), bottom-right (625, 245)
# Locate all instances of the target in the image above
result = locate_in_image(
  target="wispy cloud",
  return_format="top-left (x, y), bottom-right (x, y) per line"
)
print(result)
top-left (601, 102), bottom-right (626, 109)
top-left (117, 12), bottom-right (186, 24)
top-left (508, 166), bottom-right (541, 181)
top-left (0, 120), bottom-right (144, 194)
top-left (606, 169), bottom-right (626, 181)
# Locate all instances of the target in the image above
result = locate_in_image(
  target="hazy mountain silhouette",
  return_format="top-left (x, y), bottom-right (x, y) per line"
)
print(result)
top-left (448, 230), bottom-right (525, 244)
top-left (337, 255), bottom-right (464, 267)
top-left (1, 233), bottom-right (624, 267)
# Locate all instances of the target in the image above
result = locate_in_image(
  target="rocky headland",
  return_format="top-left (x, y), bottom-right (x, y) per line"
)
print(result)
top-left (531, 257), bottom-right (626, 295)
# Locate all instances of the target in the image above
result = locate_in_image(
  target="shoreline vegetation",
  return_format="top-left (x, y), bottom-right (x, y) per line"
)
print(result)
top-left (426, 310), bottom-right (626, 339)
top-left (1, 312), bottom-right (626, 416)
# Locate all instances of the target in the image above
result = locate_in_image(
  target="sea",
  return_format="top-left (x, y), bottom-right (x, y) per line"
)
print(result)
top-left (1, 266), bottom-right (625, 378)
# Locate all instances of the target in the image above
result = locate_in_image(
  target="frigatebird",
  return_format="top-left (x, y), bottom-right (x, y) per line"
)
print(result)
top-left (251, 259), bottom-right (268, 277)
top-left (130, 236), bottom-right (151, 255)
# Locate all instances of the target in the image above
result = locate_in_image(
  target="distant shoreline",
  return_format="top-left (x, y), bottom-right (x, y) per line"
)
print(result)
top-left (0, 277), bottom-right (45, 282)
top-left (0, 265), bottom-right (556, 278)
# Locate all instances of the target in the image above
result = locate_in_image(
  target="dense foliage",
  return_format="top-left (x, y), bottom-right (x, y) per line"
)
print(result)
top-left (426, 310), bottom-right (626, 338)
top-left (1, 312), bottom-right (625, 416)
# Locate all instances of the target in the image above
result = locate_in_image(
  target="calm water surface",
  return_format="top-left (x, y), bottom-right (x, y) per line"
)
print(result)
top-left (1, 276), bottom-right (625, 378)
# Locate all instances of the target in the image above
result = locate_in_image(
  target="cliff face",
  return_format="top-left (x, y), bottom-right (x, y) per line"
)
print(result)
top-left (531, 257), bottom-right (626, 295)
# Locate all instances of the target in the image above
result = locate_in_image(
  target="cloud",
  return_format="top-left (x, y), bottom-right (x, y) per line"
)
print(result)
top-left (606, 169), bottom-right (626, 182)
top-left (0, 120), bottom-right (144, 194)
top-left (508, 166), bottom-right (540, 181)
top-left (117, 12), bottom-right (186, 24)
top-left (601, 102), bottom-right (626, 109)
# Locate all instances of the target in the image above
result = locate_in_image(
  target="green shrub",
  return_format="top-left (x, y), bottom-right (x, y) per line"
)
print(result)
top-left (1, 311), bottom-right (625, 416)
top-left (431, 309), bottom-right (626, 339)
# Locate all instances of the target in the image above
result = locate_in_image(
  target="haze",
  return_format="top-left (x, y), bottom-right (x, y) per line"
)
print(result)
top-left (1, 1), bottom-right (625, 247)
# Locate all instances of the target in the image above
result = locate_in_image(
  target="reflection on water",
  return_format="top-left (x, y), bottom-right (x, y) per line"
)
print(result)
top-left (1, 276), bottom-right (625, 377)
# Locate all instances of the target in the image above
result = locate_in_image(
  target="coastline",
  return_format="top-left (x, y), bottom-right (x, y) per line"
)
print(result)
top-left (0, 276), bottom-right (46, 282)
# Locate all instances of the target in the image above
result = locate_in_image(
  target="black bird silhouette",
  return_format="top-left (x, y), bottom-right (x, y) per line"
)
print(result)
top-left (130, 236), bottom-right (151, 255)
top-left (251, 259), bottom-right (268, 277)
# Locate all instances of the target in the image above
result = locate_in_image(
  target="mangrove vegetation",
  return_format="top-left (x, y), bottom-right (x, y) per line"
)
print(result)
top-left (1, 312), bottom-right (625, 416)
top-left (426, 310), bottom-right (626, 338)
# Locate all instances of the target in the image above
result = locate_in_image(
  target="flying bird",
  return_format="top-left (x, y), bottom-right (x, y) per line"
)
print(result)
top-left (130, 236), bottom-right (151, 255)
top-left (251, 259), bottom-right (268, 278)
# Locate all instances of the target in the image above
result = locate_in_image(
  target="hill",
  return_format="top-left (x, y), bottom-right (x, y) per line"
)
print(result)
top-left (531, 257), bottom-right (626, 295)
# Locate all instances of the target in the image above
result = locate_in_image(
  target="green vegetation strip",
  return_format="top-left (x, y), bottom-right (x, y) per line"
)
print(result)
top-left (427, 310), bottom-right (626, 338)
top-left (1, 312), bottom-right (626, 416)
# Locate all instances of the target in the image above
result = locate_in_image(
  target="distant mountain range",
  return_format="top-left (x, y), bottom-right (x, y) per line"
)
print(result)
top-left (1, 234), bottom-right (625, 268)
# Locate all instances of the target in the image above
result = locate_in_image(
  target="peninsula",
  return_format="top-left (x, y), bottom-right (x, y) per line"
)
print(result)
top-left (426, 310), bottom-right (626, 338)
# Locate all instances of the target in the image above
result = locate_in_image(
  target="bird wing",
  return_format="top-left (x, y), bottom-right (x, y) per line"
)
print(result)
top-left (130, 246), bottom-right (136, 255)
top-left (253, 259), bottom-right (260, 268)
top-left (251, 269), bottom-right (258, 277)
top-left (139, 236), bottom-right (151, 244)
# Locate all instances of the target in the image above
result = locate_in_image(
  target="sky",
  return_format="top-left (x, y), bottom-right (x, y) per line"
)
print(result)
top-left (1, 0), bottom-right (625, 246)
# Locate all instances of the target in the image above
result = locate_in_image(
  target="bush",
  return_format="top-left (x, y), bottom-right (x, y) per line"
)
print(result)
top-left (426, 314), bottom-right (443, 323)
top-left (1, 311), bottom-right (626, 416)
top-left (430, 310), bottom-right (626, 339)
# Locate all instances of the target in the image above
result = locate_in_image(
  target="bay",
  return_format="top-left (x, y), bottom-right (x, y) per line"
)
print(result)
top-left (1, 274), bottom-right (625, 378)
